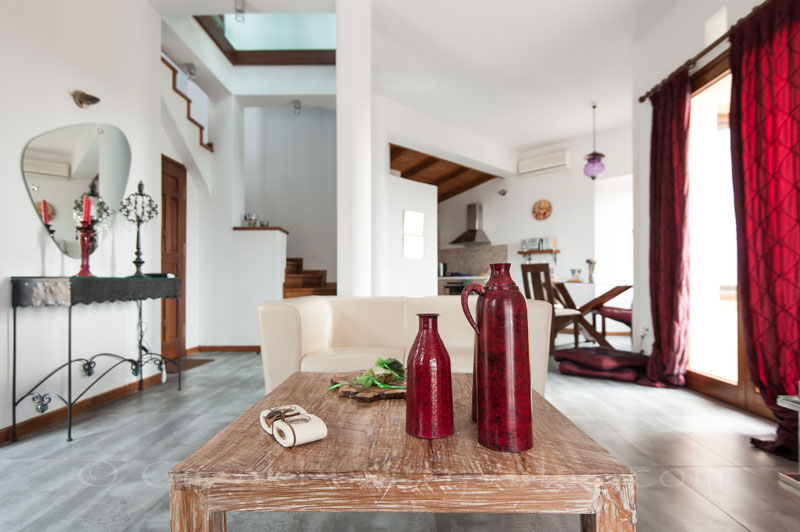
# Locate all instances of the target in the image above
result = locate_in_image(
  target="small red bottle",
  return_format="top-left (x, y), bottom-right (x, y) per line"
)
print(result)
top-left (406, 314), bottom-right (454, 439)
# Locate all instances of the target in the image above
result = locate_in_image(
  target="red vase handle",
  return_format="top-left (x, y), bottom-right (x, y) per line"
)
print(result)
top-left (461, 283), bottom-right (485, 336)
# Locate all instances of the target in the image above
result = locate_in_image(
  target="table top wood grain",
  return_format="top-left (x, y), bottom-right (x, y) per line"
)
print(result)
top-left (170, 372), bottom-right (637, 531)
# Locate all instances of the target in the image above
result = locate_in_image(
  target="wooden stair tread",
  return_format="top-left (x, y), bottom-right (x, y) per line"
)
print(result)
top-left (283, 284), bottom-right (337, 298)
top-left (285, 270), bottom-right (326, 287)
top-left (285, 258), bottom-right (303, 274)
top-left (283, 257), bottom-right (335, 297)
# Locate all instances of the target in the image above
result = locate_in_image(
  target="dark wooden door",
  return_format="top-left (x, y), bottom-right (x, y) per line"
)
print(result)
top-left (161, 155), bottom-right (186, 358)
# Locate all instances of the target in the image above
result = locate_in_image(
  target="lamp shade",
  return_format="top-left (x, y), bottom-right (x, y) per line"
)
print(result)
top-left (583, 151), bottom-right (605, 179)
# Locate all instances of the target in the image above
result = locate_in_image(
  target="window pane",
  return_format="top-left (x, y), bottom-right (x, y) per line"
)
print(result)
top-left (224, 13), bottom-right (336, 51)
top-left (403, 210), bottom-right (425, 236)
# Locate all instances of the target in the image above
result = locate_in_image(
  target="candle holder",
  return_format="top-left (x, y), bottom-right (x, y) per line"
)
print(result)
top-left (76, 221), bottom-right (96, 277)
top-left (119, 181), bottom-right (159, 277)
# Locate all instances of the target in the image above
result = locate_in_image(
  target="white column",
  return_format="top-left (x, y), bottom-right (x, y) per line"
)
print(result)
top-left (336, 0), bottom-right (372, 297)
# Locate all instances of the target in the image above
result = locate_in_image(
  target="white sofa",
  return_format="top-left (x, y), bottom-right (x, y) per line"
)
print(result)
top-left (258, 295), bottom-right (553, 395)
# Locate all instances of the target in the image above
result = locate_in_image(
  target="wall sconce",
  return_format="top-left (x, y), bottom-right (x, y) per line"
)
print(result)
top-left (403, 210), bottom-right (425, 260)
top-left (71, 90), bottom-right (100, 108)
top-left (181, 63), bottom-right (197, 81)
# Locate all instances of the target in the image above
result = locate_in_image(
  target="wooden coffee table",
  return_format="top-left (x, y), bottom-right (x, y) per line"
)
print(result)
top-left (170, 373), bottom-right (636, 531)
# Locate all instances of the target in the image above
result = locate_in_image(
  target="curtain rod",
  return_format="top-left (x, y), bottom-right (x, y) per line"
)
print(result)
top-left (638, 0), bottom-right (772, 103)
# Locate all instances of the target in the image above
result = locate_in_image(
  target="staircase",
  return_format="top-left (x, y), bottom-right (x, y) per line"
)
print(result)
top-left (283, 258), bottom-right (337, 298)
top-left (161, 57), bottom-right (213, 152)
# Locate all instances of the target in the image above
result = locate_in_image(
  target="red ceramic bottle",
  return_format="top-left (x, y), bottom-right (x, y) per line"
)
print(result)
top-left (406, 314), bottom-right (454, 439)
top-left (462, 263), bottom-right (532, 452)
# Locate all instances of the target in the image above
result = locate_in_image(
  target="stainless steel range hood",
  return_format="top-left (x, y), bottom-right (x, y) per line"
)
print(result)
top-left (450, 203), bottom-right (491, 246)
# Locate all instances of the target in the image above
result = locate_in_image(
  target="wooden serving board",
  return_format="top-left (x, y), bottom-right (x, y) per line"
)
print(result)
top-left (330, 372), bottom-right (406, 403)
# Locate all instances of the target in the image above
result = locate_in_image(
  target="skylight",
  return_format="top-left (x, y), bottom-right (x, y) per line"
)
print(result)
top-left (223, 13), bottom-right (336, 51)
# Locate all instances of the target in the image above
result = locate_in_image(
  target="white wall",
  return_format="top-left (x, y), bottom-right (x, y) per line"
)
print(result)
top-left (243, 105), bottom-right (337, 280)
top-left (336, 0), bottom-right (372, 297)
top-left (594, 174), bottom-right (634, 332)
top-left (632, 0), bottom-right (761, 352)
top-left (0, 0), bottom-right (161, 429)
top-left (382, 176), bottom-right (438, 297)
top-left (438, 125), bottom-right (633, 292)
top-left (372, 95), bottom-right (520, 296)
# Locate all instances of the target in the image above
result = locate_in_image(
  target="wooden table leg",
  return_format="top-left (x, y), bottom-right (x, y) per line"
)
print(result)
top-left (581, 514), bottom-right (597, 531)
top-left (581, 479), bottom-right (637, 531)
top-left (170, 481), bottom-right (226, 532)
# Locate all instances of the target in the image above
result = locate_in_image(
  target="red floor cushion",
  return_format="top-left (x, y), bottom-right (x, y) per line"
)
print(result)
top-left (553, 346), bottom-right (648, 371)
top-left (598, 306), bottom-right (632, 325)
top-left (558, 360), bottom-right (639, 382)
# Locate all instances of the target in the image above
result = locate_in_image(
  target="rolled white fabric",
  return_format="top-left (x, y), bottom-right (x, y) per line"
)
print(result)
top-left (272, 414), bottom-right (328, 448)
top-left (259, 405), bottom-right (307, 435)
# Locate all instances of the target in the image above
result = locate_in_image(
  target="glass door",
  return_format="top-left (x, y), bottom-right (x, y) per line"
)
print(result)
top-left (685, 55), bottom-right (772, 419)
top-left (687, 72), bottom-right (739, 385)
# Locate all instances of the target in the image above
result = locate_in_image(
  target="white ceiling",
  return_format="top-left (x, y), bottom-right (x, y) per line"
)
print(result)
top-left (372, 0), bottom-right (679, 151)
top-left (151, 0), bottom-right (680, 151)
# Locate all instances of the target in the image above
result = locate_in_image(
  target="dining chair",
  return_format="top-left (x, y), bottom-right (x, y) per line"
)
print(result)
top-left (520, 264), bottom-right (581, 355)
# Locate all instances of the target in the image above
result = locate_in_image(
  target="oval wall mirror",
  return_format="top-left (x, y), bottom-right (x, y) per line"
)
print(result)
top-left (22, 124), bottom-right (131, 258)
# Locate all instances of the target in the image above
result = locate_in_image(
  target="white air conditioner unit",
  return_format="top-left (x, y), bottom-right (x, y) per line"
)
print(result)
top-left (23, 158), bottom-right (70, 178)
top-left (517, 150), bottom-right (571, 176)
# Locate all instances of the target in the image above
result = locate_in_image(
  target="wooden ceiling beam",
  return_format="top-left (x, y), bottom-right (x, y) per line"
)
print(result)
top-left (389, 145), bottom-right (407, 163)
top-left (431, 167), bottom-right (470, 187)
top-left (437, 173), bottom-right (496, 203)
top-left (403, 157), bottom-right (439, 179)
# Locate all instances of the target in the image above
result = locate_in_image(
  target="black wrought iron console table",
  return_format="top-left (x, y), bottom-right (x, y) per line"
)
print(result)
top-left (10, 276), bottom-right (183, 442)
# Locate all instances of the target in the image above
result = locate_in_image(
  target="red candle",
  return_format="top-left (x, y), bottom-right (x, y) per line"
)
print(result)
top-left (42, 200), bottom-right (49, 225)
top-left (82, 196), bottom-right (91, 223)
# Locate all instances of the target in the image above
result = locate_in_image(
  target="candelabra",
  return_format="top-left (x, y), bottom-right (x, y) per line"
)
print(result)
top-left (119, 181), bottom-right (159, 277)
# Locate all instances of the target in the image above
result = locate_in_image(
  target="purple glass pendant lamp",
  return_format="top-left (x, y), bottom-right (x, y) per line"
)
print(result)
top-left (406, 314), bottom-right (455, 439)
top-left (462, 263), bottom-right (533, 453)
top-left (583, 102), bottom-right (605, 180)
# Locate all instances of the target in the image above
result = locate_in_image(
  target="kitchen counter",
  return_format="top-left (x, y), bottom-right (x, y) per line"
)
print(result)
top-left (438, 275), bottom-right (489, 280)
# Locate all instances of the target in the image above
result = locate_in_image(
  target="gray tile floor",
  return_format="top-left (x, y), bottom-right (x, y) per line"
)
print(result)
top-left (1, 340), bottom-right (798, 531)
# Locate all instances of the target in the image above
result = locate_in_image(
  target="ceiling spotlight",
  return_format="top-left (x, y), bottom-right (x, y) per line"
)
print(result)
top-left (234, 0), bottom-right (245, 22)
top-left (71, 90), bottom-right (100, 108)
top-left (498, 189), bottom-right (508, 196)
top-left (181, 63), bottom-right (197, 81)
top-left (293, 99), bottom-right (302, 115)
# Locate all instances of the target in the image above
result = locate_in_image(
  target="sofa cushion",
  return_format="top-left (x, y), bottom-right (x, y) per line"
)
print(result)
top-left (300, 346), bottom-right (405, 373)
top-left (558, 360), bottom-right (639, 382)
top-left (598, 306), bottom-right (632, 325)
top-left (329, 298), bottom-right (405, 348)
top-left (403, 296), bottom-right (477, 350)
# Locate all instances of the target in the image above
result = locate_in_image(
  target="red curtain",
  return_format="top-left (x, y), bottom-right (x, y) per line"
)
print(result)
top-left (647, 69), bottom-right (691, 387)
top-left (730, 0), bottom-right (800, 461)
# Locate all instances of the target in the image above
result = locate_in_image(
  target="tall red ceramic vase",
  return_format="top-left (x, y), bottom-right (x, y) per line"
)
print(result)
top-left (462, 263), bottom-right (532, 452)
top-left (406, 314), bottom-right (454, 439)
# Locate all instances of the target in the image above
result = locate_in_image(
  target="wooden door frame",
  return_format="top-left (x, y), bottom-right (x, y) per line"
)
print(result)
top-left (161, 154), bottom-right (187, 357)
top-left (684, 52), bottom-right (773, 420)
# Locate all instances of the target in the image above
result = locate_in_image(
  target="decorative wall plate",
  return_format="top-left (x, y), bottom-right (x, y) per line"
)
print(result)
top-left (532, 199), bottom-right (552, 220)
